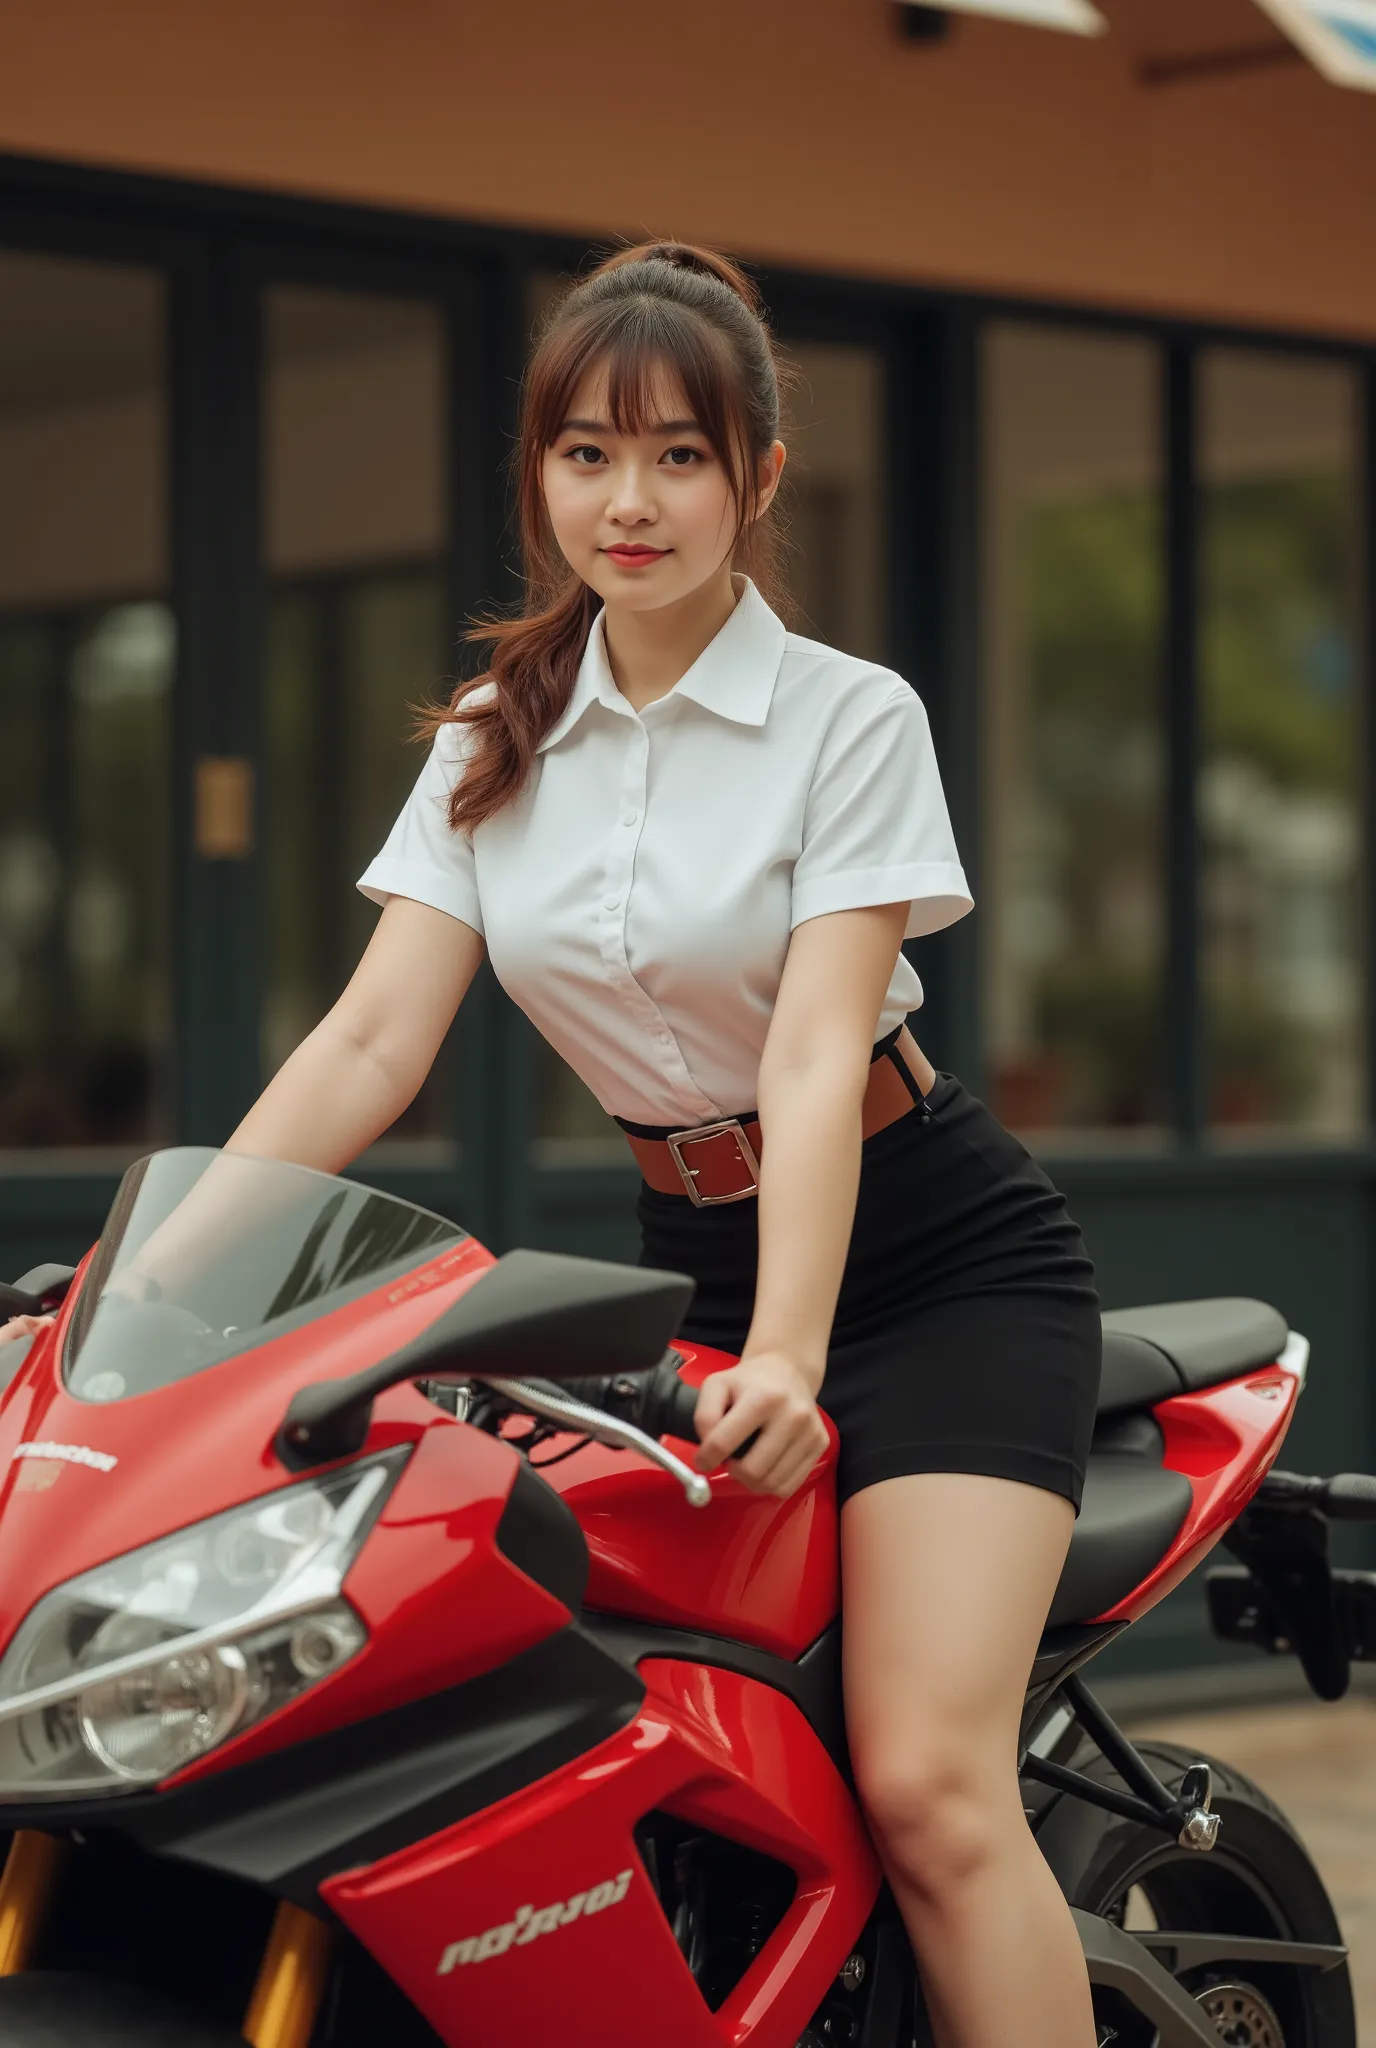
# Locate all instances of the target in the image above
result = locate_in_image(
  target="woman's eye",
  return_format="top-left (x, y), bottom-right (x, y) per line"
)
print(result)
top-left (567, 444), bottom-right (604, 466)
top-left (664, 446), bottom-right (703, 467)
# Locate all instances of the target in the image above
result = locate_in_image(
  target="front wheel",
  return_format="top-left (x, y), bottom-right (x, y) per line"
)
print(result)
top-left (1046, 1741), bottom-right (1356, 2048)
top-left (0, 1972), bottom-right (248, 2045)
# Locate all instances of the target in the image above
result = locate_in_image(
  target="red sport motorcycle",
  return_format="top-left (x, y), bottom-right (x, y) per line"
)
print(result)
top-left (0, 1144), bottom-right (1371, 2047)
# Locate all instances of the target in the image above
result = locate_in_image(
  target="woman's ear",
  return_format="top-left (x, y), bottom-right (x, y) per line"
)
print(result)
top-left (755, 440), bottom-right (787, 519)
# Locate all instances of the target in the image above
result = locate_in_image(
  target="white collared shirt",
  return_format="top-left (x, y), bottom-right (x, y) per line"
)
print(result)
top-left (358, 576), bottom-right (973, 1126)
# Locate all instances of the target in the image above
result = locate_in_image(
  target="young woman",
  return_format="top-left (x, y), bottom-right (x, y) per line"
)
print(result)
top-left (2, 242), bottom-right (1101, 2045)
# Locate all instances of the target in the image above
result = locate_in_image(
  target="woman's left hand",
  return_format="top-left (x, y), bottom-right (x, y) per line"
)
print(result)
top-left (691, 1351), bottom-right (830, 1499)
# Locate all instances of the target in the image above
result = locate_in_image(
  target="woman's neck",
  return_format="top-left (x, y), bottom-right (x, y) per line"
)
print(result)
top-left (601, 567), bottom-right (740, 713)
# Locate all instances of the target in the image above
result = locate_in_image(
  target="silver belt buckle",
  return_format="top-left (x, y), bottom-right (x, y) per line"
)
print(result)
top-left (665, 1118), bottom-right (761, 1206)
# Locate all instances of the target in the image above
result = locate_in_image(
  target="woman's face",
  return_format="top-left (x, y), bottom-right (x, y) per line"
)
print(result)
top-left (541, 359), bottom-right (784, 615)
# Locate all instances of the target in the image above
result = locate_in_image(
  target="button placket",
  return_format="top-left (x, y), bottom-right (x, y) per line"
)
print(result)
top-left (597, 719), bottom-right (712, 1112)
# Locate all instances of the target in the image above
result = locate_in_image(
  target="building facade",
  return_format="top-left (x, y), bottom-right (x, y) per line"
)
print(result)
top-left (2, 0), bottom-right (1374, 1680)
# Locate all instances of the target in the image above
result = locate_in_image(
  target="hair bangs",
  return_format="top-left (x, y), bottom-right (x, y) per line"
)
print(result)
top-left (539, 300), bottom-right (756, 515)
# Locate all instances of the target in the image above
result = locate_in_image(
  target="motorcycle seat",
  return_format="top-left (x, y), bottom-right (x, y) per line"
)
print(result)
top-left (1096, 1296), bottom-right (1289, 1420)
top-left (1044, 1445), bottom-right (1192, 1629)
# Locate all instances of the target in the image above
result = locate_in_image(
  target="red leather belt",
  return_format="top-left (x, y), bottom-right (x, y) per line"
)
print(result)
top-left (622, 1028), bottom-right (933, 1205)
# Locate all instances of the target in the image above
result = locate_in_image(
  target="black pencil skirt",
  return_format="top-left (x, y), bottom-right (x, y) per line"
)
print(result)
top-left (634, 1062), bottom-right (1103, 1513)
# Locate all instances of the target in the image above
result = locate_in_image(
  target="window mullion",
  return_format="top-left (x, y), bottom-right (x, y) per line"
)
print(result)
top-left (1165, 340), bottom-right (1204, 1148)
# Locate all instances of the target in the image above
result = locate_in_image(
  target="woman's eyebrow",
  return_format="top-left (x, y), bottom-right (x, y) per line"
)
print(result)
top-left (557, 416), bottom-right (703, 436)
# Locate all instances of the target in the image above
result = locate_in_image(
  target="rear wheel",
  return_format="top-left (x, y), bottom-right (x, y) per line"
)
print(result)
top-left (0, 1972), bottom-right (247, 2045)
top-left (1050, 1741), bottom-right (1355, 2048)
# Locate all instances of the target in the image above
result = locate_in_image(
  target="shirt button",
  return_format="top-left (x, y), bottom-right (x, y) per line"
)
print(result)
top-left (621, 811), bottom-right (638, 828)
top-left (603, 892), bottom-right (620, 911)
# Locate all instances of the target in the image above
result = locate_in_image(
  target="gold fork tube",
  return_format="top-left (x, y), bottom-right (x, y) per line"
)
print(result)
top-left (243, 1899), bottom-right (333, 2048)
top-left (0, 1831), bottom-right (67, 1976)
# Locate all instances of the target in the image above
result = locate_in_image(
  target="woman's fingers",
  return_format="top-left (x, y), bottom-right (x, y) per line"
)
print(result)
top-left (698, 1400), bottom-right (827, 1498)
top-left (739, 1416), bottom-right (829, 1498)
top-left (0, 1313), bottom-right (54, 1346)
top-left (694, 1379), bottom-right (772, 1472)
top-left (689, 1370), bottom-right (733, 1445)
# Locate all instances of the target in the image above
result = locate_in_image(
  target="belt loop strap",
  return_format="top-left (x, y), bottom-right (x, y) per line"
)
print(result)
top-left (886, 1036), bottom-right (933, 1118)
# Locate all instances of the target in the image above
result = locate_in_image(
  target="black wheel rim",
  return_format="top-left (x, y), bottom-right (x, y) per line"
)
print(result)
top-left (1088, 1842), bottom-right (1320, 2048)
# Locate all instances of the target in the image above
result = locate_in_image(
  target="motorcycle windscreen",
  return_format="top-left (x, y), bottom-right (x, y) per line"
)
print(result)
top-left (62, 1147), bottom-right (466, 1402)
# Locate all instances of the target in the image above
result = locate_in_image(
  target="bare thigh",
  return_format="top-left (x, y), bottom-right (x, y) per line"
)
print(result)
top-left (840, 1472), bottom-right (1075, 1835)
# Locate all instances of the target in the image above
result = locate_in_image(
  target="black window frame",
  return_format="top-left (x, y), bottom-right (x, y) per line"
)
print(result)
top-left (1, 149), bottom-right (1373, 1259)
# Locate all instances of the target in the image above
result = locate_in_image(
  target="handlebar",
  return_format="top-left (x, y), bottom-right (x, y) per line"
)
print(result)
top-left (1257, 1469), bottom-right (1376, 1522)
top-left (557, 1355), bottom-right (703, 1444)
top-left (468, 1354), bottom-right (757, 1509)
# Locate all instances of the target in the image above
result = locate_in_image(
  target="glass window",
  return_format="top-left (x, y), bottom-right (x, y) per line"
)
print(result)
top-left (782, 342), bottom-right (887, 661)
top-left (261, 286), bottom-right (455, 1162)
top-left (981, 322), bottom-right (1167, 1145)
top-left (531, 335), bottom-right (888, 1158)
top-left (0, 250), bottom-right (172, 1157)
top-left (1199, 350), bottom-right (1364, 1141)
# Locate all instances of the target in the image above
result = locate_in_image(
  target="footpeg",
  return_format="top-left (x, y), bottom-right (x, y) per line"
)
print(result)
top-left (1176, 1762), bottom-right (1220, 1851)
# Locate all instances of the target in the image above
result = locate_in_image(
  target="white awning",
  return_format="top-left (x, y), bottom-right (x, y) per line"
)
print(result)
top-left (1250, 0), bottom-right (1376, 89)
top-left (903, 0), bottom-right (1105, 34)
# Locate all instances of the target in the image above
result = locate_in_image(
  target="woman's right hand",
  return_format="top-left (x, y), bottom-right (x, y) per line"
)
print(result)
top-left (0, 1313), bottom-right (54, 1345)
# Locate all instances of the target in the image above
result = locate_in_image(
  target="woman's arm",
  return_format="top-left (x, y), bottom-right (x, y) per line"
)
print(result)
top-left (691, 900), bottom-right (909, 1496)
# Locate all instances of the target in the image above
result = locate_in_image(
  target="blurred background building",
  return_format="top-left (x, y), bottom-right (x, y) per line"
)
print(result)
top-left (1, 0), bottom-right (1374, 1685)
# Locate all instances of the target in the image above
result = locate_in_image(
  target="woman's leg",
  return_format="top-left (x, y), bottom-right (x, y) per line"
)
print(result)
top-left (841, 1471), bottom-right (1097, 2048)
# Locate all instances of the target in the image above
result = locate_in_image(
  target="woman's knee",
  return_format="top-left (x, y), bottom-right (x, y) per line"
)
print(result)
top-left (852, 1734), bottom-right (1018, 1900)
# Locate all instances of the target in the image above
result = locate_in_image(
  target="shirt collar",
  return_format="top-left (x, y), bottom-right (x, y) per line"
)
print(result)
top-left (536, 573), bottom-right (787, 753)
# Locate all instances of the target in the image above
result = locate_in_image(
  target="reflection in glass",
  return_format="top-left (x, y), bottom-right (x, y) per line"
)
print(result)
top-left (532, 332), bottom-right (889, 1155)
top-left (982, 323), bottom-right (1166, 1144)
top-left (780, 342), bottom-right (886, 661)
top-left (0, 251), bottom-right (171, 1154)
top-left (65, 1147), bottom-right (463, 1400)
top-left (262, 286), bottom-right (455, 1159)
top-left (1200, 352), bottom-right (1363, 1140)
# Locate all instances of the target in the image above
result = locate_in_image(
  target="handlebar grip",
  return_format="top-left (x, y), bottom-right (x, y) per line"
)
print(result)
top-left (638, 1357), bottom-right (762, 1461)
top-left (1319, 1472), bottom-right (1376, 1521)
top-left (660, 1373), bottom-right (703, 1443)
top-left (636, 1356), bottom-right (702, 1443)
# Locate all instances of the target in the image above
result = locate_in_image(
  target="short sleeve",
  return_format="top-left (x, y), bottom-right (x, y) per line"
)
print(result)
top-left (791, 681), bottom-right (974, 940)
top-left (356, 723), bottom-right (484, 936)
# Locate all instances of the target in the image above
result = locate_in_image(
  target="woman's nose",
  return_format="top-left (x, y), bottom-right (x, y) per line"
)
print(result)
top-left (606, 462), bottom-right (657, 522)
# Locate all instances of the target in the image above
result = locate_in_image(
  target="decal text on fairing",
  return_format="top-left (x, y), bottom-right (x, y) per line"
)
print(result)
top-left (437, 1868), bottom-right (633, 1972)
top-left (12, 1441), bottom-right (117, 1473)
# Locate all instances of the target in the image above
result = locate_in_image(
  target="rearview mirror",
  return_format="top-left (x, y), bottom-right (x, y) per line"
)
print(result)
top-left (276, 1248), bottom-right (695, 1470)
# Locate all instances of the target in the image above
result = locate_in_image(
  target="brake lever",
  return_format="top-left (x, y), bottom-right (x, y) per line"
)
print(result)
top-left (476, 1374), bottom-right (712, 1507)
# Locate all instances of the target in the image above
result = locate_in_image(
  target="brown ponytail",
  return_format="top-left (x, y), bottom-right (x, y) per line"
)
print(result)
top-left (414, 239), bottom-right (795, 833)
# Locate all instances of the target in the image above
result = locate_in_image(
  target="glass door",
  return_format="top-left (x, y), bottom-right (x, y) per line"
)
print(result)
top-left (256, 273), bottom-right (462, 1167)
top-left (0, 246), bottom-right (173, 1161)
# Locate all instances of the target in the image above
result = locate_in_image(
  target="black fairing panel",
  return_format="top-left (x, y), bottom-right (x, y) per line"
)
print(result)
top-left (0, 1625), bottom-right (643, 1909)
top-left (585, 1615), bottom-right (848, 1772)
top-left (495, 1458), bottom-right (590, 1613)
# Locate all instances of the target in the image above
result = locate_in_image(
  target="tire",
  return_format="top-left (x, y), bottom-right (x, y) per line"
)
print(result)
top-left (0, 1971), bottom-right (249, 2045)
top-left (1038, 1740), bottom-right (1356, 2048)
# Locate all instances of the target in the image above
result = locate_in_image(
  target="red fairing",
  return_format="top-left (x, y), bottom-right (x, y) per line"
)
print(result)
top-left (165, 1411), bottom-right (573, 1784)
top-left (1094, 1365), bottom-right (1301, 1625)
top-left (544, 1343), bottom-right (841, 1658)
top-left (323, 1660), bottom-right (881, 2048)
top-left (0, 1232), bottom-right (584, 1773)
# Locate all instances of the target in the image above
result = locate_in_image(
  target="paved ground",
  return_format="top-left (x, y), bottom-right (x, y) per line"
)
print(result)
top-left (1129, 1693), bottom-right (1376, 2042)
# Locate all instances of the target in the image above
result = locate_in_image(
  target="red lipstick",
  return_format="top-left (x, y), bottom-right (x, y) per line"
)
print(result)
top-left (603, 545), bottom-right (669, 569)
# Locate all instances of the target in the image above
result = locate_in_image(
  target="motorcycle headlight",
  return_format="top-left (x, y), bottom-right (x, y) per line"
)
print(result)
top-left (0, 1449), bottom-right (406, 1796)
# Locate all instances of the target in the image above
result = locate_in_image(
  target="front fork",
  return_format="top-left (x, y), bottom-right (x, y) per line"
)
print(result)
top-left (0, 1830), bottom-right (331, 2048)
